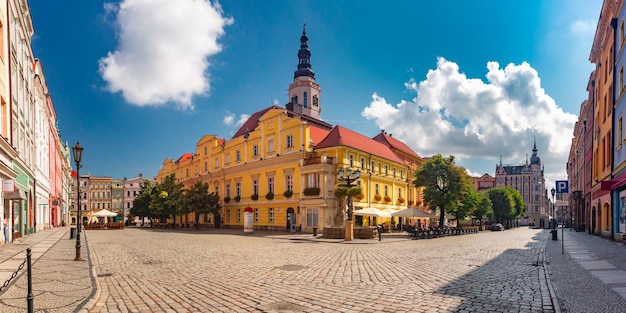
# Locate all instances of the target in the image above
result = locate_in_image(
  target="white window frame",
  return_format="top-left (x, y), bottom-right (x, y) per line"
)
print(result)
top-left (306, 208), bottom-right (319, 227)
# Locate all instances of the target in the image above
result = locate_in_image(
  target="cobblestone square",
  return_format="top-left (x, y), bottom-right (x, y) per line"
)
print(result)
top-left (86, 227), bottom-right (552, 313)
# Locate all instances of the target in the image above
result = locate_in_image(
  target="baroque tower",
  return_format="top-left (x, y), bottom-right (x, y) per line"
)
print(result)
top-left (286, 24), bottom-right (321, 120)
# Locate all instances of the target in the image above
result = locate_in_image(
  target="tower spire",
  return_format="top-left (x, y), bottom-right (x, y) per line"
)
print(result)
top-left (287, 25), bottom-right (322, 120)
top-left (294, 24), bottom-right (315, 79)
top-left (530, 138), bottom-right (541, 165)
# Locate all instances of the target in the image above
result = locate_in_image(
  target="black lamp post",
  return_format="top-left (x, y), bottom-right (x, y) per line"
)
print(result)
top-left (337, 168), bottom-right (360, 221)
top-left (551, 187), bottom-right (556, 230)
top-left (72, 141), bottom-right (83, 261)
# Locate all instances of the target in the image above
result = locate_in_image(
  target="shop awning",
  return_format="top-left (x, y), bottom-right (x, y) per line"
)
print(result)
top-left (5, 189), bottom-right (26, 200)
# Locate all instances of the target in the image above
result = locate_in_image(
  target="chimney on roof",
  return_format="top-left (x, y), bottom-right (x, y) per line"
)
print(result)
top-left (389, 134), bottom-right (392, 137)
top-left (381, 129), bottom-right (385, 133)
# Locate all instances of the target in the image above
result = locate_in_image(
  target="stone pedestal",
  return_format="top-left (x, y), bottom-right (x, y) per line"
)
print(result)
top-left (344, 220), bottom-right (354, 241)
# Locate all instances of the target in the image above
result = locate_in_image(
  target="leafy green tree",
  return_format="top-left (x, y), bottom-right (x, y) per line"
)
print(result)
top-left (456, 186), bottom-right (479, 223)
top-left (486, 187), bottom-right (516, 226)
top-left (131, 180), bottom-right (156, 226)
top-left (509, 189), bottom-right (527, 225)
top-left (413, 154), bottom-right (470, 227)
top-left (153, 173), bottom-right (184, 228)
top-left (473, 193), bottom-right (493, 230)
top-left (181, 181), bottom-right (222, 229)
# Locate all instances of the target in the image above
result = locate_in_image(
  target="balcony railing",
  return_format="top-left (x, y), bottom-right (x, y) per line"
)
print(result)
top-left (303, 156), bottom-right (335, 165)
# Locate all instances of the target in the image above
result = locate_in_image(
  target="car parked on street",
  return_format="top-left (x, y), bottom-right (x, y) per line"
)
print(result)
top-left (490, 223), bottom-right (505, 231)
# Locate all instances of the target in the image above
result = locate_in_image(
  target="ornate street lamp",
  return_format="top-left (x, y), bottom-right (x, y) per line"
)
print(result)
top-left (337, 168), bottom-right (360, 221)
top-left (72, 141), bottom-right (83, 261)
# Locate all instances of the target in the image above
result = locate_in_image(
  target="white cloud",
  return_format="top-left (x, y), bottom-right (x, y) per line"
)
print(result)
top-left (222, 112), bottom-right (249, 127)
top-left (223, 112), bottom-right (235, 125)
top-left (362, 57), bottom-right (577, 186)
top-left (235, 114), bottom-right (249, 127)
top-left (99, 0), bottom-right (233, 108)
top-left (570, 19), bottom-right (596, 38)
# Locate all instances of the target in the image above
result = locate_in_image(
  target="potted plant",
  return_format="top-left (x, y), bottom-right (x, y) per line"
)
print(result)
top-left (224, 196), bottom-right (231, 203)
top-left (265, 192), bottom-right (274, 200)
top-left (374, 194), bottom-right (382, 201)
top-left (283, 190), bottom-right (293, 198)
top-left (251, 194), bottom-right (259, 201)
top-left (408, 200), bottom-right (414, 206)
top-left (234, 195), bottom-right (241, 202)
top-left (384, 196), bottom-right (392, 202)
top-left (398, 197), bottom-right (405, 204)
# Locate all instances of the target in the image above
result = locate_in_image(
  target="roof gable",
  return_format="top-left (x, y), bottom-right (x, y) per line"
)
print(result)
top-left (315, 126), bottom-right (404, 163)
top-left (232, 106), bottom-right (283, 139)
top-left (372, 131), bottom-right (422, 160)
top-left (309, 124), bottom-right (330, 147)
top-left (176, 153), bottom-right (194, 163)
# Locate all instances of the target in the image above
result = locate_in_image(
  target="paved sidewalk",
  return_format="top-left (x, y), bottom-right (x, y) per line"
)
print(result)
top-left (546, 228), bottom-right (626, 313)
top-left (0, 226), bottom-right (95, 312)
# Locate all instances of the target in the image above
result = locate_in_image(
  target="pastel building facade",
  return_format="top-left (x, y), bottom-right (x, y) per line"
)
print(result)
top-left (495, 143), bottom-right (549, 227)
top-left (590, 0), bottom-right (616, 238)
top-left (124, 174), bottom-right (154, 224)
top-left (156, 27), bottom-right (426, 231)
top-left (471, 174), bottom-right (496, 193)
top-left (0, 0), bottom-right (72, 245)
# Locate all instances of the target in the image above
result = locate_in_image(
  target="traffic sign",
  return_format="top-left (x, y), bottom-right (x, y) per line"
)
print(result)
top-left (556, 180), bottom-right (569, 194)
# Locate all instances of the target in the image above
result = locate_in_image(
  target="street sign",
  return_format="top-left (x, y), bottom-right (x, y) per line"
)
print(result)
top-left (556, 180), bottom-right (569, 194)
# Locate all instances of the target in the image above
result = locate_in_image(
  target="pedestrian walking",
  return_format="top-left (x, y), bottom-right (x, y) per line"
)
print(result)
top-left (2, 214), bottom-right (7, 244)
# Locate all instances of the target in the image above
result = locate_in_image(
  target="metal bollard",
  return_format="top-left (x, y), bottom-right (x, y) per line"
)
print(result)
top-left (378, 226), bottom-right (382, 241)
top-left (27, 248), bottom-right (33, 313)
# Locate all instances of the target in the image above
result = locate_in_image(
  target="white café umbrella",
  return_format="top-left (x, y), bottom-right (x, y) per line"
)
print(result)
top-left (92, 209), bottom-right (118, 223)
top-left (391, 207), bottom-right (433, 218)
top-left (353, 207), bottom-right (392, 218)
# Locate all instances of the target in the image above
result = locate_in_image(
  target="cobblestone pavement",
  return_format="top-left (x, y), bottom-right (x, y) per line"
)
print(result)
top-left (0, 227), bottom-right (93, 313)
top-left (546, 228), bottom-right (626, 313)
top-left (85, 227), bottom-right (554, 313)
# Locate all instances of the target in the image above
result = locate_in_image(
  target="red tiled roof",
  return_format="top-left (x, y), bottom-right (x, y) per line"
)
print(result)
top-left (372, 131), bottom-right (422, 160)
top-left (314, 125), bottom-right (404, 163)
top-left (309, 124), bottom-right (330, 146)
top-left (175, 153), bottom-right (194, 163)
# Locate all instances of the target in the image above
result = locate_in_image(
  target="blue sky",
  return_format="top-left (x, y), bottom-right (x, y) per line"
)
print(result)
top-left (29, 1), bottom-right (600, 189)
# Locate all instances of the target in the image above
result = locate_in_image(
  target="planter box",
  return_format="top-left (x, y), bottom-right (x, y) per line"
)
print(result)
top-left (354, 226), bottom-right (377, 239)
top-left (322, 226), bottom-right (344, 239)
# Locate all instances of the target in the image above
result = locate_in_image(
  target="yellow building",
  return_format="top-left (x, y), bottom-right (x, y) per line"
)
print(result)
top-left (156, 26), bottom-right (426, 232)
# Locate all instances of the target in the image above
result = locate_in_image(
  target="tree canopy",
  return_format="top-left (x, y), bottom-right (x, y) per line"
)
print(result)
top-left (181, 181), bottom-right (222, 229)
top-left (413, 154), bottom-right (471, 227)
top-left (485, 186), bottom-right (524, 227)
